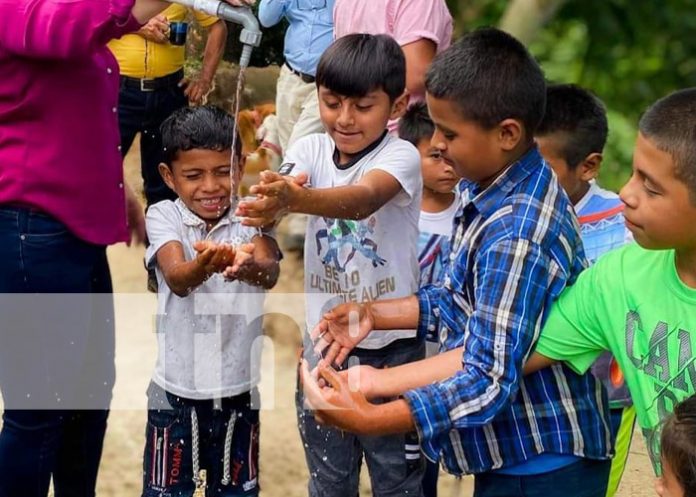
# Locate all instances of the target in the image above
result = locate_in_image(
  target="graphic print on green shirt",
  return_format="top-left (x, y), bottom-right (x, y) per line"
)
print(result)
top-left (534, 243), bottom-right (696, 474)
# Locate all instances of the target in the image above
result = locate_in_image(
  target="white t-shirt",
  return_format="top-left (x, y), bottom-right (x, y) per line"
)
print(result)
top-left (145, 199), bottom-right (267, 399)
top-left (282, 132), bottom-right (422, 349)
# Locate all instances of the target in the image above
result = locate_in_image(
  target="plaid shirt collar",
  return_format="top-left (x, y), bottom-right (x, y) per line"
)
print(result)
top-left (458, 145), bottom-right (544, 220)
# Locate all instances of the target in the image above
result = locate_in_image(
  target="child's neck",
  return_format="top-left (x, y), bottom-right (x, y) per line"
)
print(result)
top-left (421, 188), bottom-right (455, 213)
top-left (675, 247), bottom-right (696, 289)
top-left (478, 141), bottom-right (534, 190)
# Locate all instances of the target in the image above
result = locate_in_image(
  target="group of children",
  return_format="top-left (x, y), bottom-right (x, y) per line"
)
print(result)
top-left (142, 26), bottom-right (696, 497)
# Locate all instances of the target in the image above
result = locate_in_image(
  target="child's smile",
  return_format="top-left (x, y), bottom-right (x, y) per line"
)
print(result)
top-left (159, 148), bottom-right (243, 227)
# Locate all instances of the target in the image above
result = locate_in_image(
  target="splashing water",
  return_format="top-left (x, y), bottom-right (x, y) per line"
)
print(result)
top-left (229, 66), bottom-right (263, 239)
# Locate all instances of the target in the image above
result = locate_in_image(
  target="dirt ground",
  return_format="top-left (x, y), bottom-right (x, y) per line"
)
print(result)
top-left (82, 140), bottom-right (656, 497)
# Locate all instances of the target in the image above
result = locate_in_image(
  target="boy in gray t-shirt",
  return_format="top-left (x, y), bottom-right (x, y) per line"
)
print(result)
top-left (142, 106), bottom-right (281, 497)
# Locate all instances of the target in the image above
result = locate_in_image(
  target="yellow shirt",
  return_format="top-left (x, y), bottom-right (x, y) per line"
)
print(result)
top-left (108, 5), bottom-right (219, 79)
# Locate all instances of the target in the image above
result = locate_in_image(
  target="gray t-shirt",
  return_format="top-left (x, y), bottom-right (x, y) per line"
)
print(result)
top-left (145, 199), bottom-right (267, 399)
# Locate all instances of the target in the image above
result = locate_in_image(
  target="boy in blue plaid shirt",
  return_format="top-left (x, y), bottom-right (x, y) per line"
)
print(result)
top-left (303, 28), bottom-right (613, 497)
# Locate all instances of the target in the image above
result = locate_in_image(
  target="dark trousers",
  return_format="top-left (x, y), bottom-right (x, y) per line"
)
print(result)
top-left (473, 458), bottom-right (612, 497)
top-left (142, 383), bottom-right (261, 497)
top-left (297, 337), bottom-right (426, 497)
top-left (118, 75), bottom-right (186, 207)
top-left (0, 207), bottom-right (114, 497)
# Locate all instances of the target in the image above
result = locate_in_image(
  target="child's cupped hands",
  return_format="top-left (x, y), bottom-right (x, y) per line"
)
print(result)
top-left (222, 243), bottom-right (256, 281)
top-left (193, 240), bottom-right (237, 276)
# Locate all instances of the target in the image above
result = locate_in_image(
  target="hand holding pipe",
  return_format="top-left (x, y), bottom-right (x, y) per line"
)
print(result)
top-left (169, 0), bottom-right (262, 67)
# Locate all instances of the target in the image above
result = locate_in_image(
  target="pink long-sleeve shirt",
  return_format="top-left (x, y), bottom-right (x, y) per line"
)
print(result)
top-left (0, 0), bottom-right (141, 245)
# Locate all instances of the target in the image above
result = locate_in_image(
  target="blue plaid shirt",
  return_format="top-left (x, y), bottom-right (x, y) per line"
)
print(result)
top-left (403, 147), bottom-right (612, 475)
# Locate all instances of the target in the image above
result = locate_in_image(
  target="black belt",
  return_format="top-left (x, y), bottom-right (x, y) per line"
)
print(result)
top-left (120, 69), bottom-right (184, 92)
top-left (286, 63), bottom-right (315, 84)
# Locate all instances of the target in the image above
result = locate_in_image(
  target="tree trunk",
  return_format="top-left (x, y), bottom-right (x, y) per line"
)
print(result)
top-left (498, 0), bottom-right (568, 44)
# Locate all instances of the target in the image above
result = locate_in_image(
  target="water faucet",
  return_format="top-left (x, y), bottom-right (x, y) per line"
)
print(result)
top-left (168, 0), bottom-right (263, 68)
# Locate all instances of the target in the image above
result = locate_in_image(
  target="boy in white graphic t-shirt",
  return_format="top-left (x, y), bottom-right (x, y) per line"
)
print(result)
top-left (238, 34), bottom-right (425, 497)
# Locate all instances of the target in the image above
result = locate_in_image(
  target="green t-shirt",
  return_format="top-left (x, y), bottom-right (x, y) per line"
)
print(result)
top-left (535, 243), bottom-right (696, 473)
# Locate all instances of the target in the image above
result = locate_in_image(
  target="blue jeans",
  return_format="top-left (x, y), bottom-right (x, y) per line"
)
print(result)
top-left (0, 206), bottom-right (114, 497)
top-left (118, 74), bottom-right (186, 207)
top-left (142, 382), bottom-right (260, 497)
top-left (473, 458), bottom-right (612, 497)
top-left (297, 337), bottom-right (426, 497)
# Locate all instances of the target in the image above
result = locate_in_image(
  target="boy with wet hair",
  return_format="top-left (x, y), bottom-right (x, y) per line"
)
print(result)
top-left (536, 84), bottom-right (635, 497)
top-left (305, 28), bottom-right (613, 497)
top-left (238, 34), bottom-right (425, 497)
top-left (142, 105), bottom-right (281, 497)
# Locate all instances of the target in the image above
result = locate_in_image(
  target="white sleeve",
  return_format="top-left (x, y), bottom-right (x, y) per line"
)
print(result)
top-left (277, 134), bottom-right (324, 185)
top-left (372, 140), bottom-right (423, 207)
top-left (145, 202), bottom-right (183, 268)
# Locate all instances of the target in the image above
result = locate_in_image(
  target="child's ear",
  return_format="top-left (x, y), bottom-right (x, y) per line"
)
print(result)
top-left (579, 153), bottom-right (602, 181)
top-left (498, 118), bottom-right (524, 151)
top-left (390, 91), bottom-right (410, 121)
top-left (158, 163), bottom-right (176, 190)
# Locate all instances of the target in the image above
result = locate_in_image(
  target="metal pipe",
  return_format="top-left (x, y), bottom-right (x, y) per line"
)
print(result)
top-left (169, 0), bottom-right (262, 67)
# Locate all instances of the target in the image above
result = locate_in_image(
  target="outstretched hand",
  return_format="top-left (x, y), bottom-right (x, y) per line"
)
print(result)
top-left (311, 303), bottom-right (375, 367)
top-left (300, 359), bottom-right (376, 434)
top-left (236, 170), bottom-right (308, 228)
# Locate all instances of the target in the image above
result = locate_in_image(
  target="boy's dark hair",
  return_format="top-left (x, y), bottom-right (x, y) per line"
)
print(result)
top-left (639, 88), bottom-right (696, 201)
top-left (316, 33), bottom-right (406, 102)
top-left (160, 105), bottom-right (242, 165)
top-left (661, 395), bottom-right (696, 497)
top-left (536, 84), bottom-right (609, 169)
top-left (425, 27), bottom-right (546, 136)
top-left (398, 102), bottom-right (434, 147)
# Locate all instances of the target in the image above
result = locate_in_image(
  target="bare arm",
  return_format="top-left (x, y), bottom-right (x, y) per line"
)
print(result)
top-left (132, 0), bottom-right (171, 24)
top-left (311, 295), bottom-right (420, 367)
top-left (238, 169), bottom-right (405, 226)
top-left (524, 352), bottom-right (557, 375)
top-left (183, 19), bottom-right (228, 104)
top-left (401, 38), bottom-right (436, 98)
top-left (156, 240), bottom-right (236, 297)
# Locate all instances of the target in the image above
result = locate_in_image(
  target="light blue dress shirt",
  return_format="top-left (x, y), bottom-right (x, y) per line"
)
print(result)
top-left (259, 0), bottom-right (335, 76)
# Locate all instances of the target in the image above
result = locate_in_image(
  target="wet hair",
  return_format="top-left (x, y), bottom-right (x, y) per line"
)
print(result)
top-left (639, 88), bottom-right (696, 202)
top-left (661, 395), bottom-right (696, 497)
top-left (316, 33), bottom-right (406, 102)
top-left (398, 102), bottom-right (434, 147)
top-left (160, 105), bottom-right (242, 166)
top-left (425, 27), bottom-right (546, 137)
top-left (536, 84), bottom-right (608, 169)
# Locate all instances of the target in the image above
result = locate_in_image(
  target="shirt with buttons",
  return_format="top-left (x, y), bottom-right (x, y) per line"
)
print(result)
top-left (259, 0), bottom-right (335, 76)
top-left (404, 147), bottom-right (612, 474)
top-left (0, 0), bottom-right (141, 245)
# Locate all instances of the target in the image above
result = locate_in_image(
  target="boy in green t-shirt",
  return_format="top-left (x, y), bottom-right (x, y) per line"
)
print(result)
top-left (528, 88), bottom-right (696, 474)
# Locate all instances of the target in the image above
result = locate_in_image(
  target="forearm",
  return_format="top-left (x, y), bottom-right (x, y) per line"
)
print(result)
top-left (132, 0), bottom-right (170, 24)
top-left (371, 347), bottom-right (463, 398)
top-left (163, 260), bottom-right (209, 296)
top-left (360, 399), bottom-right (415, 436)
top-left (367, 295), bottom-right (420, 331)
top-left (289, 184), bottom-right (386, 220)
top-left (237, 256), bottom-right (279, 289)
top-left (199, 20), bottom-right (228, 84)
